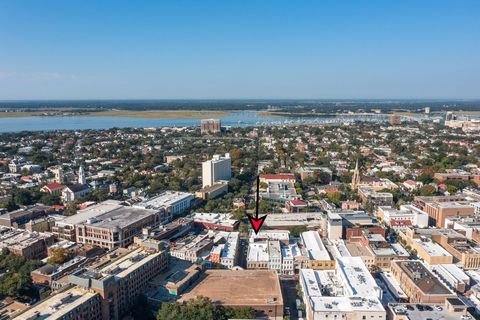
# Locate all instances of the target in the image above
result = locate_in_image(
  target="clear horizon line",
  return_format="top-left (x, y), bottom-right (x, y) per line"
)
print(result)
top-left (1, 97), bottom-right (480, 102)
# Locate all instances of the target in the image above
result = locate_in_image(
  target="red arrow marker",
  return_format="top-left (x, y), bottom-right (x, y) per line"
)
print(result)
top-left (247, 214), bottom-right (267, 234)
top-left (247, 175), bottom-right (267, 234)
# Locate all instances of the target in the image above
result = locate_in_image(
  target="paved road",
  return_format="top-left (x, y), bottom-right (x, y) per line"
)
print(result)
top-left (237, 237), bottom-right (248, 269)
top-left (280, 278), bottom-right (300, 320)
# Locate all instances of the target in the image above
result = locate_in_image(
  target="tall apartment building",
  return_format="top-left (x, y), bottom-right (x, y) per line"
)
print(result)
top-left (0, 227), bottom-right (54, 259)
top-left (0, 204), bottom-right (53, 228)
top-left (53, 200), bottom-right (162, 249)
top-left (201, 118), bottom-right (221, 134)
top-left (15, 286), bottom-right (103, 320)
top-left (202, 153), bottom-right (231, 188)
top-left (434, 172), bottom-right (480, 187)
top-left (69, 241), bottom-right (168, 320)
top-left (423, 201), bottom-right (475, 227)
top-left (136, 191), bottom-right (194, 222)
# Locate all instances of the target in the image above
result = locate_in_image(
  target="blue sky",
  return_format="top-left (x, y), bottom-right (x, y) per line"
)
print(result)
top-left (0, 0), bottom-right (479, 100)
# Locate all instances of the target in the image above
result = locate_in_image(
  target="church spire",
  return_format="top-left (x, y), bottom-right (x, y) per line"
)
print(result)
top-left (78, 165), bottom-right (86, 185)
top-left (351, 159), bottom-right (360, 190)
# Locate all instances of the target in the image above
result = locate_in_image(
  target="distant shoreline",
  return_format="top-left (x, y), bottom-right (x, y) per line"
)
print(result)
top-left (1, 108), bottom-right (480, 120)
top-left (0, 109), bottom-right (231, 119)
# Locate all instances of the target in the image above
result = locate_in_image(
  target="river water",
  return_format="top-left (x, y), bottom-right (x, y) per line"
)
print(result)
top-left (0, 111), bottom-right (396, 133)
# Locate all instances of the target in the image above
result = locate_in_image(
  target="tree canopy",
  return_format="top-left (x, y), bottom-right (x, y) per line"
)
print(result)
top-left (157, 296), bottom-right (256, 320)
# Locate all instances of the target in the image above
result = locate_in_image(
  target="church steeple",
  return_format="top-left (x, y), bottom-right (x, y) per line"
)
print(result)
top-left (351, 159), bottom-right (360, 190)
top-left (78, 165), bottom-right (86, 185)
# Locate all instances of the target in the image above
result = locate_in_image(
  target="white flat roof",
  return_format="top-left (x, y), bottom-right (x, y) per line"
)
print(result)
top-left (326, 240), bottom-right (351, 259)
top-left (17, 287), bottom-right (98, 320)
top-left (336, 256), bottom-right (382, 298)
top-left (415, 239), bottom-right (452, 257)
top-left (436, 264), bottom-right (471, 282)
top-left (310, 296), bottom-right (385, 313)
top-left (191, 212), bottom-right (237, 227)
top-left (300, 265), bottom-right (385, 314)
top-left (379, 271), bottom-right (408, 300)
top-left (58, 200), bottom-right (123, 225)
top-left (138, 191), bottom-right (193, 208)
top-left (249, 229), bottom-right (290, 242)
top-left (220, 232), bottom-right (239, 260)
top-left (391, 243), bottom-right (410, 257)
top-left (301, 231), bottom-right (331, 261)
top-left (247, 242), bottom-right (269, 262)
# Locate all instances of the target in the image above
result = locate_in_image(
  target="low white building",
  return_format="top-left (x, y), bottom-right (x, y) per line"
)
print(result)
top-left (377, 205), bottom-right (429, 229)
top-left (300, 256), bottom-right (385, 320)
top-left (281, 245), bottom-right (294, 275)
top-left (219, 232), bottom-right (239, 269)
top-left (268, 240), bottom-right (282, 273)
top-left (431, 264), bottom-right (471, 293)
top-left (137, 191), bottom-right (194, 222)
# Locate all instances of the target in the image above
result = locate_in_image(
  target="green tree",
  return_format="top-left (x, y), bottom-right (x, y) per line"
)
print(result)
top-left (289, 225), bottom-right (307, 237)
top-left (445, 184), bottom-right (458, 194)
top-left (419, 185), bottom-right (436, 196)
top-left (47, 247), bottom-right (71, 265)
top-left (39, 193), bottom-right (60, 206)
top-left (0, 252), bottom-right (40, 300)
top-left (232, 207), bottom-right (246, 220)
top-left (157, 296), bottom-right (255, 320)
top-left (132, 294), bottom-right (155, 320)
top-left (327, 191), bottom-right (342, 206)
top-left (0, 198), bottom-right (18, 211)
top-left (13, 189), bottom-right (33, 206)
top-left (64, 203), bottom-right (77, 216)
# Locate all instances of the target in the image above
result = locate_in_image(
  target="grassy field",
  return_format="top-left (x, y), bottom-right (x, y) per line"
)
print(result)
top-left (0, 111), bottom-right (45, 118)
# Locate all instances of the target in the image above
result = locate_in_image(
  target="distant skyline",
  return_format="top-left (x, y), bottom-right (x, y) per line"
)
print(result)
top-left (1, 1), bottom-right (479, 100)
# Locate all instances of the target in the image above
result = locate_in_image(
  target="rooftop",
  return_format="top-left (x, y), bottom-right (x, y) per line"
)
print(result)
top-left (180, 270), bottom-right (283, 307)
top-left (263, 212), bottom-right (325, 228)
top-left (388, 302), bottom-right (471, 320)
top-left (79, 205), bottom-right (157, 230)
top-left (249, 229), bottom-right (290, 242)
top-left (16, 287), bottom-right (99, 320)
top-left (336, 257), bottom-right (382, 298)
top-left (247, 241), bottom-right (269, 262)
top-left (415, 239), bottom-right (452, 257)
top-left (300, 257), bottom-right (384, 313)
top-left (301, 231), bottom-right (331, 261)
top-left (427, 201), bottom-right (475, 209)
top-left (345, 242), bottom-right (373, 258)
top-left (72, 246), bottom-right (166, 282)
top-left (260, 181), bottom-right (299, 201)
top-left (137, 191), bottom-right (193, 209)
top-left (57, 200), bottom-right (123, 225)
top-left (190, 212), bottom-right (237, 228)
top-left (220, 232), bottom-right (239, 260)
top-left (0, 227), bottom-right (51, 250)
top-left (450, 240), bottom-right (480, 254)
top-left (395, 260), bottom-right (454, 295)
top-left (260, 174), bottom-right (295, 181)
